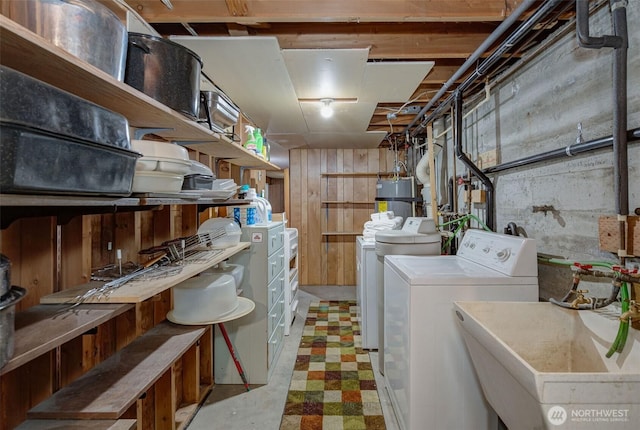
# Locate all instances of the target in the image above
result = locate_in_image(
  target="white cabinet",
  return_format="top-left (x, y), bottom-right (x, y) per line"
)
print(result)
top-left (284, 227), bottom-right (299, 335)
top-left (214, 222), bottom-right (285, 385)
top-left (356, 236), bottom-right (378, 350)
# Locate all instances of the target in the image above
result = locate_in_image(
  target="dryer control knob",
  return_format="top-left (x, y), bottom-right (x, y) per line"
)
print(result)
top-left (496, 248), bottom-right (511, 262)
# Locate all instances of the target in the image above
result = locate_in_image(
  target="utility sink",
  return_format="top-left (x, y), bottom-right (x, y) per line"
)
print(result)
top-left (453, 301), bottom-right (639, 430)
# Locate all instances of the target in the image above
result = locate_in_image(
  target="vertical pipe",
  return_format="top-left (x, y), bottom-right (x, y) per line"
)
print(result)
top-left (453, 92), bottom-right (495, 231)
top-left (576, 0), bottom-right (628, 260)
top-left (612, 1), bottom-right (628, 259)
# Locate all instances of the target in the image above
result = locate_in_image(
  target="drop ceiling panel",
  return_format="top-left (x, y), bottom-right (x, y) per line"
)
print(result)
top-left (305, 131), bottom-right (387, 149)
top-left (266, 133), bottom-right (309, 149)
top-left (171, 36), bottom-right (306, 134)
top-left (300, 101), bottom-right (376, 132)
top-left (360, 61), bottom-right (435, 102)
top-left (282, 48), bottom-right (369, 99)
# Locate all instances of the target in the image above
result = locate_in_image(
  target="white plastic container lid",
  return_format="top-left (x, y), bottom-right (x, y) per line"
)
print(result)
top-left (198, 217), bottom-right (241, 236)
top-left (186, 160), bottom-right (214, 177)
top-left (131, 139), bottom-right (189, 160)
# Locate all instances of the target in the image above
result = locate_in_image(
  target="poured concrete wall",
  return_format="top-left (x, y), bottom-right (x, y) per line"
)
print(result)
top-left (436, 2), bottom-right (639, 299)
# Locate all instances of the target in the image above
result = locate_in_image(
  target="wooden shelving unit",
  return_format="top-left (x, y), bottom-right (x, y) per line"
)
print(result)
top-left (1, 304), bottom-right (133, 376)
top-left (320, 172), bottom-right (379, 239)
top-left (40, 243), bottom-right (250, 304)
top-left (0, 15), bottom-right (279, 171)
top-left (0, 12), bottom-right (269, 429)
top-left (28, 322), bottom-right (212, 425)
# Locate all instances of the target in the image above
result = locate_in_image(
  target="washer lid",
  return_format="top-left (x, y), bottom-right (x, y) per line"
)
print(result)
top-left (375, 230), bottom-right (440, 244)
top-left (385, 255), bottom-right (538, 285)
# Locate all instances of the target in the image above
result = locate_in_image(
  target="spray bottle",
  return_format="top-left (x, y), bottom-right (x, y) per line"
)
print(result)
top-left (254, 128), bottom-right (264, 158)
top-left (244, 125), bottom-right (257, 153)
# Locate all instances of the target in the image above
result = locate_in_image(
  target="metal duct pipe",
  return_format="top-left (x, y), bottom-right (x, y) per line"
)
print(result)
top-left (483, 128), bottom-right (640, 174)
top-left (408, 0), bottom-right (565, 136)
top-left (403, 0), bottom-right (538, 134)
top-left (453, 91), bottom-right (495, 231)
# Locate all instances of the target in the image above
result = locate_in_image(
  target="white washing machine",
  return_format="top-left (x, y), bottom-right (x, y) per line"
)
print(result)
top-left (384, 229), bottom-right (538, 430)
top-left (375, 217), bottom-right (440, 371)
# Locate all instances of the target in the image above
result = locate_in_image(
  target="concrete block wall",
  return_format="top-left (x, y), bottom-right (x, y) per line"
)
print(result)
top-left (437, 2), bottom-right (639, 300)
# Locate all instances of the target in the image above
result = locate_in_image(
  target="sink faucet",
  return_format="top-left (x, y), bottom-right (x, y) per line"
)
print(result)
top-left (570, 289), bottom-right (592, 308)
top-left (620, 300), bottom-right (640, 323)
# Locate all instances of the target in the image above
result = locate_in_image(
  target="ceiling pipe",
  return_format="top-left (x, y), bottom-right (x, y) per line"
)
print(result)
top-left (483, 128), bottom-right (640, 174)
top-left (405, 0), bottom-right (565, 137)
top-left (453, 91), bottom-right (495, 231)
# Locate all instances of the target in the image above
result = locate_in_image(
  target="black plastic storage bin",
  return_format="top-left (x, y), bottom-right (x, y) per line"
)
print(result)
top-left (0, 66), bottom-right (131, 149)
top-left (0, 123), bottom-right (139, 196)
top-left (182, 174), bottom-right (214, 191)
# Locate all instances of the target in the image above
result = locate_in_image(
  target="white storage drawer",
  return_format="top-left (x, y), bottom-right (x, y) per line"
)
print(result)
top-left (268, 250), bottom-right (285, 283)
top-left (267, 291), bottom-right (285, 337)
top-left (268, 273), bottom-right (285, 312)
top-left (286, 227), bottom-right (298, 258)
top-left (268, 223), bottom-right (284, 255)
top-left (283, 227), bottom-right (299, 336)
top-left (268, 313), bottom-right (286, 368)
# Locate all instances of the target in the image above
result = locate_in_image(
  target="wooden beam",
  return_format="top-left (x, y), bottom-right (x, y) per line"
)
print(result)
top-left (225, 0), bottom-right (249, 17)
top-left (125, 0), bottom-right (520, 24)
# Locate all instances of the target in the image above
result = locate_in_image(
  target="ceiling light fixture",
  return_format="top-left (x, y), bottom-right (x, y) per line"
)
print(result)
top-left (320, 99), bottom-right (334, 118)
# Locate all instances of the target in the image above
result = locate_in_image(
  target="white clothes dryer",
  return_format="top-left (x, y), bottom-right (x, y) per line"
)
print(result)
top-left (383, 229), bottom-right (539, 430)
top-left (375, 217), bottom-right (440, 371)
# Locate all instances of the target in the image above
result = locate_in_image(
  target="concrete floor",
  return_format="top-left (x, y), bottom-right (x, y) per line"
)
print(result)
top-left (186, 285), bottom-right (400, 430)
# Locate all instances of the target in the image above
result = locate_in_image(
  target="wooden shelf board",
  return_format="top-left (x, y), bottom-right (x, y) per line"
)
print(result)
top-left (320, 171), bottom-right (397, 177)
top-left (1, 303), bottom-right (133, 375)
top-left (16, 419), bottom-right (136, 430)
top-left (28, 321), bottom-right (207, 420)
top-left (0, 16), bottom-right (278, 171)
top-left (0, 195), bottom-right (250, 229)
top-left (321, 232), bottom-right (361, 236)
top-left (321, 201), bottom-right (374, 204)
top-left (40, 243), bottom-right (250, 304)
top-left (0, 194), bottom-right (248, 208)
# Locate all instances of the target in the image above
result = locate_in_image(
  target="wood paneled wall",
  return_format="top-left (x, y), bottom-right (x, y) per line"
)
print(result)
top-left (289, 148), bottom-right (398, 286)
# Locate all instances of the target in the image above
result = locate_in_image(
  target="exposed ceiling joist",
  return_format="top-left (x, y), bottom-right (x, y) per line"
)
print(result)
top-left (128, 0), bottom-right (520, 23)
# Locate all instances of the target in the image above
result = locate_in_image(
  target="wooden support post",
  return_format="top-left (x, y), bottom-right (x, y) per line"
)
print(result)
top-left (199, 327), bottom-right (213, 391)
top-left (154, 367), bottom-right (176, 430)
top-left (181, 343), bottom-right (199, 404)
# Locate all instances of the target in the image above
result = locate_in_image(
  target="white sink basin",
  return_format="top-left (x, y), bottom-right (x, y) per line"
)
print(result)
top-left (454, 301), bottom-right (639, 429)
